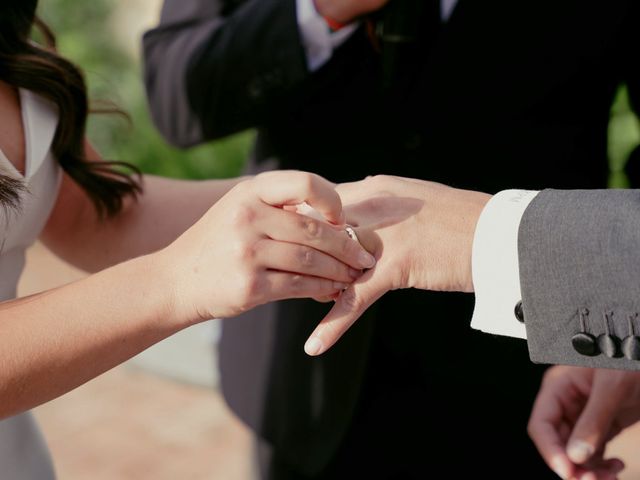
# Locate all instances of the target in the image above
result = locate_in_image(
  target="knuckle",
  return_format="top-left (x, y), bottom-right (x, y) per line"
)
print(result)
top-left (301, 217), bottom-right (322, 239)
top-left (289, 274), bottom-right (305, 293)
top-left (254, 171), bottom-right (273, 184)
top-left (541, 366), bottom-right (562, 386)
top-left (230, 204), bottom-right (256, 228)
top-left (235, 240), bottom-right (257, 263)
top-left (298, 172), bottom-right (318, 193)
top-left (231, 179), bottom-right (253, 197)
top-left (300, 247), bottom-right (315, 268)
top-left (239, 271), bottom-right (262, 303)
top-left (526, 421), bottom-right (540, 441)
top-left (339, 287), bottom-right (362, 312)
top-left (367, 174), bottom-right (388, 188)
top-left (526, 420), bottom-right (534, 437)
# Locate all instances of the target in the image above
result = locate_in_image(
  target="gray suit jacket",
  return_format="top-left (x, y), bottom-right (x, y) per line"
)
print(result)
top-left (520, 189), bottom-right (640, 369)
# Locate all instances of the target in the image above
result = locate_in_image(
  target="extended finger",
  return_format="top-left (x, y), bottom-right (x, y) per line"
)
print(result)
top-left (529, 419), bottom-right (575, 480)
top-left (304, 267), bottom-right (385, 356)
top-left (258, 207), bottom-right (376, 270)
top-left (529, 386), bottom-right (576, 479)
top-left (566, 388), bottom-right (624, 464)
top-left (254, 171), bottom-right (344, 224)
top-left (256, 239), bottom-right (363, 283)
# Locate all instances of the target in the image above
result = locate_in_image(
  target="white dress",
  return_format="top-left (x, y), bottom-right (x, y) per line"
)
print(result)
top-left (0, 88), bottom-right (62, 480)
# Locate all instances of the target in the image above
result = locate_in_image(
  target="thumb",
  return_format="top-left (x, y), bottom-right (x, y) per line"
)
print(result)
top-left (566, 386), bottom-right (620, 464)
top-left (255, 171), bottom-right (345, 224)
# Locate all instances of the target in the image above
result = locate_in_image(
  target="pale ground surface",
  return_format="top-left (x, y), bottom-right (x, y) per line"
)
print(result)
top-left (19, 243), bottom-right (640, 479)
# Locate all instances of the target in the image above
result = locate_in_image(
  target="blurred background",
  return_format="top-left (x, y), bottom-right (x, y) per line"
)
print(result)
top-left (19, 0), bottom-right (640, 478)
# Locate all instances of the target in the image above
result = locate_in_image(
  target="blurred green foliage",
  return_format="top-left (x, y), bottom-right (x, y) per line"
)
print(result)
top-left (609, 87), bottom-right (640, 188)
top-left (38, 0), bottom-right (252, 180)
top-left (36, 0), bottom-right (640, 186)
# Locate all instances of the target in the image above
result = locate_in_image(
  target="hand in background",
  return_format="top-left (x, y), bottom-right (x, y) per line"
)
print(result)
top-left (528, 366), bottom-right (640, 480)
top-left (313, 0), bottom-right (390, 24)
top-left (163, 171), bottom-right (375, 323)
top-left (304, 175), bottom-right (490, 355)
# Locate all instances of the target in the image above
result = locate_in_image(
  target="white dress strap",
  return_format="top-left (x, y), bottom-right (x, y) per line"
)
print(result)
top-left (20, 88), bottom-right (59, 178)
top-left (0, 149), bottom-right (21, 178)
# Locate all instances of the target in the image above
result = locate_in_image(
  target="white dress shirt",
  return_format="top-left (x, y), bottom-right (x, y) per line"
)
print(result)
top-left (295, 0), bottom-right (532, 340)
top-left (295, 0), bottom-right (359, 71)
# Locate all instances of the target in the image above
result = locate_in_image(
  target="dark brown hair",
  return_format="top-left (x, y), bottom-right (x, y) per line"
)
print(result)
top-left (0, 1), bottom-right (141, 218)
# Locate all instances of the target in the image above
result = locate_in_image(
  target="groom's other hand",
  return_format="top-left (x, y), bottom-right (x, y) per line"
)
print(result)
top-left (528, 366), bottom-right (640, 480)
top-left (304, 175), bottom-right (491, 356)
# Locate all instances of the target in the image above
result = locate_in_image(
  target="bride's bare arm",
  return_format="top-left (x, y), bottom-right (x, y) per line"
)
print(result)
top-left (41, 142), bottom-right (248, 272)
top-left (0, 253), bottom-right (178, 419)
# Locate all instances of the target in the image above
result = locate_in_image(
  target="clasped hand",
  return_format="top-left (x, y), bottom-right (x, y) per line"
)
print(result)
top-left (165, 171), bottom-right (489, 347)
top-left (161, 171), bottom-right (376, 324)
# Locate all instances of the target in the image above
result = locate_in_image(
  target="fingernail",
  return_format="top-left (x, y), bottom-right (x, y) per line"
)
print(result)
top-left (333, 282), bottom-right (348, 290)
top-left (567, 440), bottom-right (595, 464)
top-left (349, 268), bottom-right (363, 279)
top-left (304, 337), bottom-right (324, 356)
top-left (359, 251), bottom-right (376, 269)
top-left (550, 458), bottom-right (570, 479)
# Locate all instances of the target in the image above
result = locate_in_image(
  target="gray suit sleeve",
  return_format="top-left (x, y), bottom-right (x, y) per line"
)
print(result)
top-left (143, 0), bottom-right (308, 147)
top-left (518, 188), bottom-right (640, 370)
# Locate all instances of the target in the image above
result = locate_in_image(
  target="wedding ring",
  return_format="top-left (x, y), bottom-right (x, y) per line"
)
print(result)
top-left (345, 225), bottom-right (360, 243)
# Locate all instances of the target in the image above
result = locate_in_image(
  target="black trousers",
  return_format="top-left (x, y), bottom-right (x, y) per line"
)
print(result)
top-left (258, 291), bottom-right (555, 480)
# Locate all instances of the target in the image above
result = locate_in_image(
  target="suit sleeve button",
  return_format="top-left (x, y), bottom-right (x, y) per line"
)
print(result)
top-left (572, 332), bottom-right (600, 357)
top-left (514, 301), bottom-right (525, 323)
top-left (622, 335), bottom-right (640, 360)
top-left (597, 334), bottom-right (623, 358)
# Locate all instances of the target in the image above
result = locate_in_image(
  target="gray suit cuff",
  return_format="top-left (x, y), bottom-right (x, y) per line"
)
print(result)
top-left (519, 189), bottom-right (640, 370)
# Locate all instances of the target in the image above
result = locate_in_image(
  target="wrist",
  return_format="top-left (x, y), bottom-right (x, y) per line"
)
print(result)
top-left (144, 248), bottom-right (194, 329)
top-left (463, 191), bottom-right (492, 292)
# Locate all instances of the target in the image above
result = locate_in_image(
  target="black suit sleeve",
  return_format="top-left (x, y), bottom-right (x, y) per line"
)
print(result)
top-left (143, 0), bottom-right (309, 147)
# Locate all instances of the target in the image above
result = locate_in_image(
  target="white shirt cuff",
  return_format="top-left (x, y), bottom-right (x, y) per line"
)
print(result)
top-left (296, 0), bottom-right (358, 71)
top-left (470, 189), bottom-right (540, 339)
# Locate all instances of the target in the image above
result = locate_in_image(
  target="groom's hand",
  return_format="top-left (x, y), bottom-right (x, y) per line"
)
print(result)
top-left (528, 366), bottom-right (640, 480)
top-left (304, 175), bottom-right (491, 356)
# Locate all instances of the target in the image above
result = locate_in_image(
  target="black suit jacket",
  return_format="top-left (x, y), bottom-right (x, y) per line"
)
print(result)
top-left (144, 0), bottom-right (640, 475)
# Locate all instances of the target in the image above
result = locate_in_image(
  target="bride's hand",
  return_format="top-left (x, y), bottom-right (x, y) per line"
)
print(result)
top-left (160, 171), bottom-right (377, 323)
